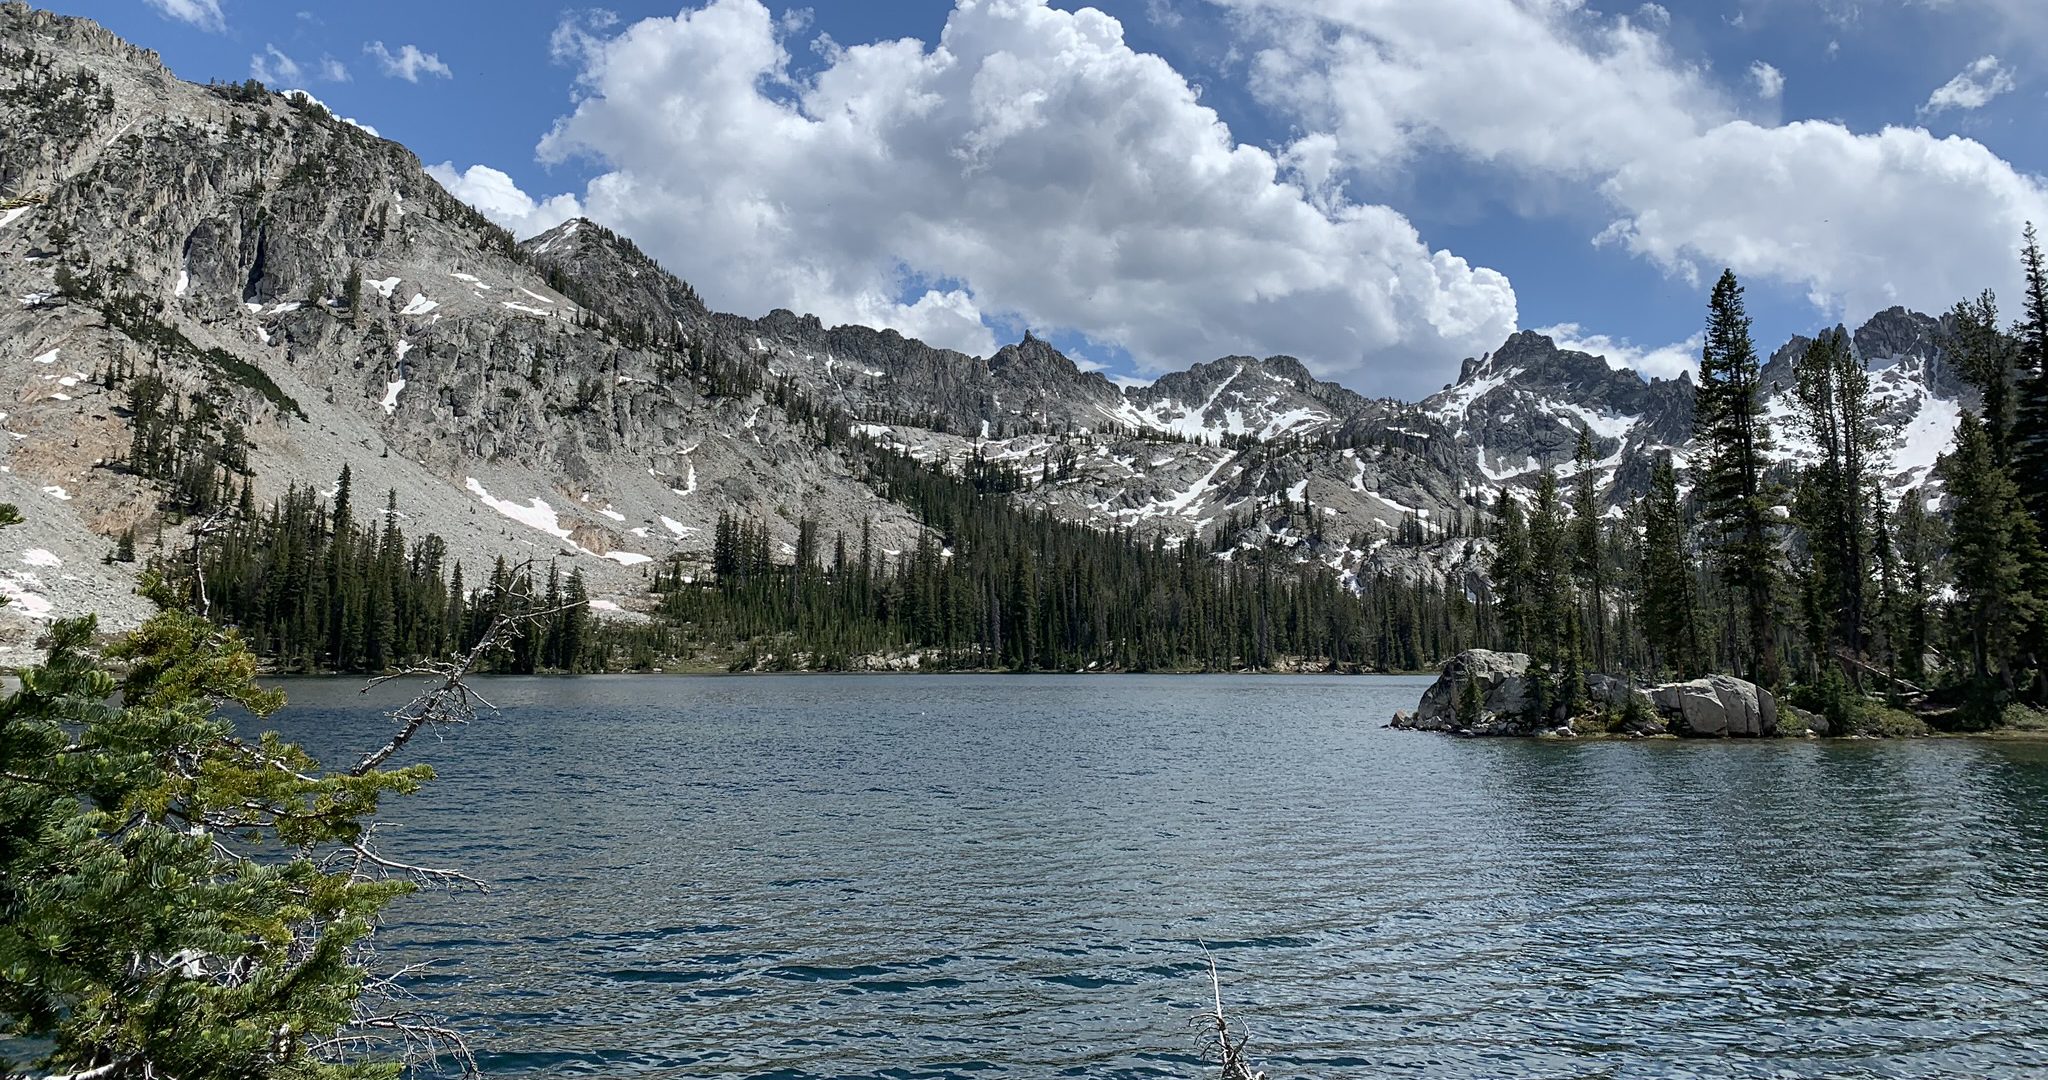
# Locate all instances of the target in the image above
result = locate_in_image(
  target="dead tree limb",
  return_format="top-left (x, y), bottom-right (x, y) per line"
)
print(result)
top-left (1194, 944), bottom-right (1267, 1080)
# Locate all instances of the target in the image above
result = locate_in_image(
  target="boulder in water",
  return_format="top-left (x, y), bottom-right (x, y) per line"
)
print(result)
top-left (1396, 650), bottom-right (1532, 733)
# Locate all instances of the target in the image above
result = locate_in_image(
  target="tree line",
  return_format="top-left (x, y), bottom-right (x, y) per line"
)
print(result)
top-left (1487, 227), bottom-right (2048, 731)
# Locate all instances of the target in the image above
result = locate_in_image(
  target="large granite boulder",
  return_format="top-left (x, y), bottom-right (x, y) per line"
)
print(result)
top-left (1396, 650), bottom-right (1532, 732)
top-left (1649, 675), bottom-right (1777, 738)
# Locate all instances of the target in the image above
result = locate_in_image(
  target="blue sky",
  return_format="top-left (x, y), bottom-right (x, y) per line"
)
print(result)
top-left (60, 0), bottom-right (2048, 398)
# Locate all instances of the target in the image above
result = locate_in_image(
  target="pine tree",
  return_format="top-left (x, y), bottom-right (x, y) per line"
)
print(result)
top-left (1694, 269), bottom-right (1781, 686)
top-left (1950, 291), bottom-right (2018, 465)
top-left (1638, 453), bottom-right (1698, 677)
top-left (1570, 429), bottom-right (1609, 673)
top-left (1527, 471), bottom-right (1580, 722)
top-left (1890, 488), bottom-right (1939, 685)
top-left (2009, 225), bottom-right (2048, 706)
top-left (1943, 412), bottom-right (2041, 720)
top-left (2013, 224), bottom-right (2048, 522)
top-left (1457, 667), bottom-right (1484, 728)
top-left (1488, 490), bottom-right (1532, 650)
top-left (0, 612), bottom-right (444, 1077)
top-left (1790, 326), bottom-right (1879, 679)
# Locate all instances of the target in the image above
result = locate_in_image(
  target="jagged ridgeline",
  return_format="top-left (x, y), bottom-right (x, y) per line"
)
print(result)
top-left (0, 3), bottom-right (2010, 681)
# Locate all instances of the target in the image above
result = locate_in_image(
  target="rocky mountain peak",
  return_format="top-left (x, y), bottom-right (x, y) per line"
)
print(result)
top-left (520, 217), bottom-right (707, 329)
top-left (988, 333), bottom-right (1087, 380)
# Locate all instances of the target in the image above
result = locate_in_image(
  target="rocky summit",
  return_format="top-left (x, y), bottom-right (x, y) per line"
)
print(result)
top-left (0, 2), bottom-right (1978, 661)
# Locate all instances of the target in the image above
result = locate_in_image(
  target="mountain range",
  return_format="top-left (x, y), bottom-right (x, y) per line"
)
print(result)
top-left (0, 2), bottom-right (1974, 663)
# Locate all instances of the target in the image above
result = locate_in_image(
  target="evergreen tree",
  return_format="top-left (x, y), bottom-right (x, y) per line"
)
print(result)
top-left (2013, 224), bottom-right (2048, 523)
top-left (1889, 488), bottom-right (1939, 685)
top-left (1789, 326), bottom-right (1879, 680)
top-left (1526, 471), bottom-right (1580, 723)
top-left (1949, 291), bottom-right (2019, 465)
top-left (1943, 412), bottom-right (2041, 719)
top-left (1488, 490), bottom-right (1532, 650)
top-left (1638, 453), bottom-right (1699, 677)
top-left (1694, 269), bottom-right (1781, 686)
top-left (1570, 429), bottom-right (1609, 672)
top-left (0, 612), bottom-right (443, 1077)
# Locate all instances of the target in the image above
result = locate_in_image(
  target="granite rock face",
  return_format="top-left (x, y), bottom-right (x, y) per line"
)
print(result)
top-left (1649, 675), bottom-right (1778, 738)
top-left (1396, 649), bottom-right (1533, 733)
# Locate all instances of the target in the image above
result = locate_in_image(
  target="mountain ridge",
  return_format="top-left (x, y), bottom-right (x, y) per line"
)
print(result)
top-left (0, 2), bottom-right (1975, 661)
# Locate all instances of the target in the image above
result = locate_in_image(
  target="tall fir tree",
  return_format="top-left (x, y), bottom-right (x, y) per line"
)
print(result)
top-left (1527, 471), bottom-right (1580, 723)
top-left (1638, 453), bottom-right (1699, 678)
top-left (1693, 269), bottom-right (1782, 686)
top-left (1949, 291), bottom-right (2018, 465)
top-left (1889, 488), bottom-right (1939, 686)
top-left (1789, 326), bottom-right (1880, 680)
top-left (1942, 412), bottom-right (2041, 718)
top-left (1570, 429), bottom-right (1610, 673)
top-left (2013, 224), bottom-right (2048, 522)
top-left (2009, 225), bottom-right (2048, 704)
top-left (1489, 490), bottom-right (1532, 651)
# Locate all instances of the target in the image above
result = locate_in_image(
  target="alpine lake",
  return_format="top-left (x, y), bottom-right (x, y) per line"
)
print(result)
top-left (260, 674), bottom-right (2048, 1079)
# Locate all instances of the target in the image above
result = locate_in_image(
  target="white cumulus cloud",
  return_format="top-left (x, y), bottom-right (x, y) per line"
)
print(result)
top-left (425, 163), bottom-right (583, 239)
top-left (1749, 60), bottom-right (1784, 99)
top-left (1536, 322), bottom-right (1703, 380)
top-left (1224, 0), bottom-right (2048, 345)
top-left (250, 45), bottom-right (301, 86)
top-left (1598, 121), bottom-right (2048, 319)
top-left (144, 0), bottom-right (224, 32)
top-left (1919, 54), bottom-right (2016, 114)
top-left (366, 41), bottom-right (454, 82)
top-left (528, 0), bottom-right (1517, 394)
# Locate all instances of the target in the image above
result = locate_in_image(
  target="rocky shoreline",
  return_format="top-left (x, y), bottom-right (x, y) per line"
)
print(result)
top-left (1391, 649), bottom-right (1829, 739)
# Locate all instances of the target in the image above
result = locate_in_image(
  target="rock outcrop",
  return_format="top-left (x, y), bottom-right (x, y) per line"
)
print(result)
top-left (1394, 650), bottom-right (1532, 734)
top-left (1648, 675), bottom-right (1778, 738)
top-left (1395, 653), bottom-right (1780, 740)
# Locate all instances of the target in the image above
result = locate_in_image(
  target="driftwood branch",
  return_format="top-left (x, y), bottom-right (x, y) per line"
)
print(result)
top-left (350, 564), bottom-right (576, 777)
top-left (1832, 647), bottom-right (1926, 697)
top-left (1194, 944), bottom-right (1266, 1080)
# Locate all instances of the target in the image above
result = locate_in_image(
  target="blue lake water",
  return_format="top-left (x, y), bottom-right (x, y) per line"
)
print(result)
top-left (263, 674), bottom-right (2048, 1079)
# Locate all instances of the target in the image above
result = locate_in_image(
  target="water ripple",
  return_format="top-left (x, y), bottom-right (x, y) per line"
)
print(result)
top-left (261, 674), bottom-right (2048, 1079)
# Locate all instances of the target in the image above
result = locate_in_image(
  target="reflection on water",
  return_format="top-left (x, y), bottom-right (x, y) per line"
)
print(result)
top-left (264, 675), bottom-right (2048, 1079)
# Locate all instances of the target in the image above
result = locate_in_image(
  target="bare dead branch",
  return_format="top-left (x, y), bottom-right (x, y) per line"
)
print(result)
top-left (345, 828), bottom-right (489, 892)
top-left (25, 1059), bottom-right (128, 1080)
top-left (1194, 943), bottom-right (1267, 1080)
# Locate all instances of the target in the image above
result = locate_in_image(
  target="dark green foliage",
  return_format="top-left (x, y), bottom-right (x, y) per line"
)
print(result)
top-left (1949, 291), bottom-right (2019, 464)
top-left (122, 372), bottom-right (249, 514)
top-left (167, 472), bottom-right (592, 674)
top-left (1488, 490), bottom-right (1531, 648)
top-left (645, 443), bottom-right (1435, 673)
top-left (2013, 225), bottom-right (2048, 524)
top-left (1636, 453), bottom-right (1698, 678)
top-left (1457, 669), bottom-right (1484, 727)
top-left (1942, 412), bottom-right (2041, 721)
top-left (0, 51), bottom-right (115, 135)
top-left (1570, 429), bottom-right (1610, 673)
top-left (1526, 471), bottom-right (1580, 722)
top-left (102, 293), bottom-right (304, 418)
top-left (1789, 327), bottom-right (1879, 687)
top-left (1694, 270), bottom-right (1781, 686)
top-left (0, 612), bottom-right (431, 1078)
